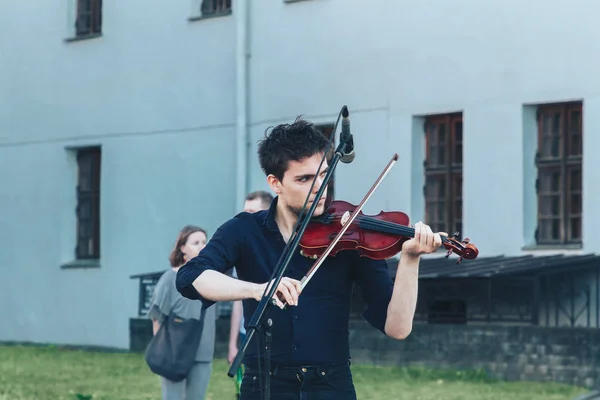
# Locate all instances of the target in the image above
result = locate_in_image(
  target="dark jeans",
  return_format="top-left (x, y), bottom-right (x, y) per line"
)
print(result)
top-left (240, 362), bottom-right (356, 400)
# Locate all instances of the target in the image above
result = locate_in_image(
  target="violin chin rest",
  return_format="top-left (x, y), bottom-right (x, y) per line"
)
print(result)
top-left (299, 249), bottom-right (319, 259)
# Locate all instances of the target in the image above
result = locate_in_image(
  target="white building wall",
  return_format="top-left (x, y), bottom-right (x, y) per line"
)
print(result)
top-left (0, 1), bottom-right (237, 348)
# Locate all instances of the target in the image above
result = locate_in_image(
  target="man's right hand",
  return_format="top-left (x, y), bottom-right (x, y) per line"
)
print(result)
top-left (254, 277), bottom-right (302, 308)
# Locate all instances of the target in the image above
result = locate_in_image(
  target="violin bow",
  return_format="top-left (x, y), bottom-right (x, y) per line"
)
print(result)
top-left (298, 153), bottom-right (399, 291)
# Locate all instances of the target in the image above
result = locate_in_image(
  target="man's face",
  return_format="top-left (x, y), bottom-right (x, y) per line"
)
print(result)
top-left (272, 153), bottom-right (328, 217)
top-left (244, 198), bottom-right (268, 213)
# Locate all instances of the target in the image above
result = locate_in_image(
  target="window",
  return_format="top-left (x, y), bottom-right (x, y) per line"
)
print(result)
top-left (201, 0), bottom-right (232, 15)
top-left (75, 0), bottom-right (102, 37)
top-left (423, 113), bottom-right (463, 237)
top-left (76, 147), bottom-right (101, 259)
top-left (535, 102), bottom-right (583, 245)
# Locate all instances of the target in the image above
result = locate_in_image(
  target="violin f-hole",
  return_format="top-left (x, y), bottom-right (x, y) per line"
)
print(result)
top-left (329, 231), bottom-right (354, 241)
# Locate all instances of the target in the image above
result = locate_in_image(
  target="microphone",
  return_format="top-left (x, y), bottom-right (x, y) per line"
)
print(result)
top-left (339, 106), bottom-right (355, 163)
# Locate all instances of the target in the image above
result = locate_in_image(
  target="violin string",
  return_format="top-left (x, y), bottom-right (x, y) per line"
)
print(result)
top-left (327, 214), bottom-right (453, 245)
top-left (358, 218), bottom-right (416, 237)
top-left (351, 216), bottom-right (453, 245)
top-left (327, 214), bottom-right (413, 234)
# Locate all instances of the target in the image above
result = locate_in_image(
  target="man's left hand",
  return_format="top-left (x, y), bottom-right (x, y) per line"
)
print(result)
top-left (401, 221), bottom-right (445, 258)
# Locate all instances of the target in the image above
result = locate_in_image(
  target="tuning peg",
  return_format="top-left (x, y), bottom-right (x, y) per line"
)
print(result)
top-left (462, 237), bottom-right (470, 244)
top-left (445, 248), bottom-right (453, 258)
top-left (452, 231), bottom-right (460, 239)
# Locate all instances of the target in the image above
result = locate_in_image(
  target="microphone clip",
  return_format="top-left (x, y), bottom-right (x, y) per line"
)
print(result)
top-left (338, 105), bottom-right (355, 163)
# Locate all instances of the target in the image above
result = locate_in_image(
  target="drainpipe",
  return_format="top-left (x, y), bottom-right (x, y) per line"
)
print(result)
top-left (235, 0), bottom-right (249, 211)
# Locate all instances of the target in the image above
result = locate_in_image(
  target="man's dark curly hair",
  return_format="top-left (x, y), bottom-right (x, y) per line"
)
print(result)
top-left (258, 117), bottom-right (333, 181)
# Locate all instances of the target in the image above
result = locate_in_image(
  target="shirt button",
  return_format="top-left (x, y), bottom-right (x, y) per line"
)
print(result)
top-left (292, 345), bottom-right (299, 351)
top-left (292, 314), bottom-right (298, 319)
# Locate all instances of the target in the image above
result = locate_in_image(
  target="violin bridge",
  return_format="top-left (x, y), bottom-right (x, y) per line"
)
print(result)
top-left (341, 211), bottom-right (351, 227)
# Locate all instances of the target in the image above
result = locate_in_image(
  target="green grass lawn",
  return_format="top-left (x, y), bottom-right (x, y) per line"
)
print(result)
top-left (0, 345), bottom-right (589, 400)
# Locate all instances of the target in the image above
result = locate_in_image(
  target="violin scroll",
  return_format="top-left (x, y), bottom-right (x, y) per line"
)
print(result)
top-left (443, 231), bottom-right (479, 264)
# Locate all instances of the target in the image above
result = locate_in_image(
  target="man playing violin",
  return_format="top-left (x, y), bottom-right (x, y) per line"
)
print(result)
top-left (176, 117), bottom-right (443, 399)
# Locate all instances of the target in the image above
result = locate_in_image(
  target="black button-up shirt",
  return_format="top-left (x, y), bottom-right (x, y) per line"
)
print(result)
top-left (176, 196), bottom-right (394, 367)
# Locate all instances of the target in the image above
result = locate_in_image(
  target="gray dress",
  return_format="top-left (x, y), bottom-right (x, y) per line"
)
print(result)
top-left (147, 268), bottom-right (216, 399)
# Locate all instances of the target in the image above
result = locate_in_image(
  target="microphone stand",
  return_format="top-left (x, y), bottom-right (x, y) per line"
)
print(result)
top-left (227, 107), bottom-right (354, 400)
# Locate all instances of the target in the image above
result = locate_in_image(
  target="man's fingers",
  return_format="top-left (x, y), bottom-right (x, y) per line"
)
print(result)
top-left (424, 224), bottom-right (433, 247)
top-left (264, 277), bottom-right (303, 308)
top-left (416, 222), bottom-right (426, 246)
top-left (414, 222), bottom-right (422, 243)
top-left (273, 295), bottom-right (285, 309)
top-left (282, 277), bottom-right (303, 305)
top-left (280, 280), bottom-right (299, 306)
top-left (286, 277), bottom-right (302, 292)
top-left (272, 291), bottom-right (285, 308)
top-left (434, 233), bottom-right (442, 248)
top-left (291, 279), bottom-right (302, 296)
top-left (277, 283), bottom-right (294, 306)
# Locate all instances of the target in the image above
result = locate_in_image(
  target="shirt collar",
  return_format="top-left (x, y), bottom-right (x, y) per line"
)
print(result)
top-left (263, 196), bottom-right (319, 234)
top-left (264, 195), bottom-right (280, 232)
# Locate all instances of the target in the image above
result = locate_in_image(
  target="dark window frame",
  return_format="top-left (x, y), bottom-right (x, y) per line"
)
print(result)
top-left (76, 147), bottom-right (101, 260)
top-left (201, 0), bottom-right (232, 16)
top-left (75, 0), bottom-right (102, 37)
top-left (423, 113), bottom-right (463, 238)
top-left (535, 101), bottom-right (583, 245)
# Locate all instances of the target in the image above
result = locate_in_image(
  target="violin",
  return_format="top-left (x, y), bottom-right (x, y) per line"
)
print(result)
top-left (298, 199), bottom-right (479, 263)
top-left (282, 152), bottom-right (478, 299)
